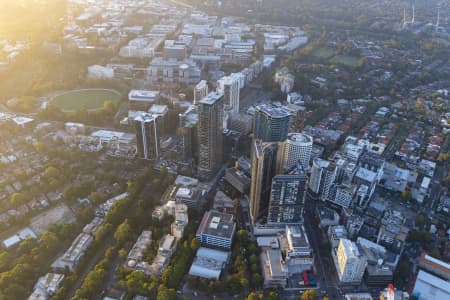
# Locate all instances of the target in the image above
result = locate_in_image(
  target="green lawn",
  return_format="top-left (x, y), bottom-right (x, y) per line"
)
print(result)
top-left (329, 55), bottom-right (361, 68)
top-left (313, 47), bottom-right (336, 59)
top-left (52, 89), bottom-right (121, 112)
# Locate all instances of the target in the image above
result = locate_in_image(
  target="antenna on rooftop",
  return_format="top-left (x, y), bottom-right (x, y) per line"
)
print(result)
top-left (411, 4), bottom-right (415, 24)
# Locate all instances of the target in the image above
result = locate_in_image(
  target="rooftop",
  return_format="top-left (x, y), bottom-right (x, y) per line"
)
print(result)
top-left (199, 91), bottom-right (224, 105)
top-left (128, 90), bottom-right (159, 101)
top-left (287, 132), bottom-right (313, 144)
top-left (255, 104), bottom-right (290, 119)
top-left (196, 211), bottom-right (235, 239)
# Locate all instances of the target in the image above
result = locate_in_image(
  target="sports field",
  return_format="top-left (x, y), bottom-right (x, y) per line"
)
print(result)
top-left (52, 89), bottom-right (121, 112)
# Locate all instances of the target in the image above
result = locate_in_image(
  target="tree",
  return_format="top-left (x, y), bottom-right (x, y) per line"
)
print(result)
top-left (401, 190), bottom-right (411, 202)
top-left (190, 237), bottom-right (200, 251)
top-left (246, 292), bottom-right (263, 300)
top-left (268, 291), bottom-right (280, 300)
top-left (45, 166), bottom-right (60, 178)
top-left (236, 229), bottom-right (249, 245)
top-left (103, 100), bottom-right (114, 114)
top-left (301, 290), bottom-right (318, 300)
top-left (114, 219), bottom-right (132, 244)
top-left (10, 192), bottom-right (26, 206)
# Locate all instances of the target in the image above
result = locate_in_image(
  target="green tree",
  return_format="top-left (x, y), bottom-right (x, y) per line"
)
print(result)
top-left (114, 219), bottom-right (132, 244)
top-left (10, 192), bottom-right (26, 206)
top-left (190, 237), bottom-right (200, 251)
top-left (45, 166), bottom-right (60, 178)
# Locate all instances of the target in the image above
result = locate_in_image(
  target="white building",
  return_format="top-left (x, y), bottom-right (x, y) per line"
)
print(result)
top-left (332, 238), bottom-right (367, 283)
top-left (412, 270), bottom-right (450, 300)
top-left (87, 65), bottom-right (114, 78)
top-left (277, 132), bottom-right (313, 172)
top-left (194, 80), bottom-right (208, 104)
top-left (217, 75), bottom-right (240, 113)
top-left (189, 247), bottom-right (230, 280)
top-left (309, 158), bottom-right (336, 201)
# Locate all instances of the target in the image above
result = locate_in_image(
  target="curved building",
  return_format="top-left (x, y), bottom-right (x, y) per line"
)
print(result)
top-left (278, 133), bottom-right (313, 172)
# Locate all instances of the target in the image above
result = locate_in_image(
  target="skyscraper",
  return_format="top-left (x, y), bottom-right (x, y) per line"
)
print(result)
top-left (309, 158), bottom-right (336, 201)
top-left (177, 105), bottom-right (198, 167)
top-left (277, 132), bottom-right (313, 173)
top-left (253, 104), bottom-right (290, 142)
top-left (194, 80), bottom-right (208, 104)
top-left (197, 92), bottom-right (224, 179)
top-left (267, 170), bottom-right (307, 224)
top-left (134, 113), bottom-right (159, 160)
top-left (217, 76), bottom-right (240, 114)
top-left (249, 140), bottom-right (279, 224)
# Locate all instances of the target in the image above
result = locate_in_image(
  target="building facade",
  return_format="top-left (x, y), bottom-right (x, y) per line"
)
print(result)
top-left (253, 104), bottom-right (290, 142)
top-left (249, 140), bottom-right (279, 224)
top-left (134, 113), bottom-right (159, 160)
top-left (197, 92), bottom-right (224, 179)
top-left (333, 238), bottom-right (368, 283)
top-left (277, 132), bottom-right (313, 172)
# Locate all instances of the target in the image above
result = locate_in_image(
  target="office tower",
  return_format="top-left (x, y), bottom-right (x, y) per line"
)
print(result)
top-left (333, 238), bottom-right (367, 284)
top-left (267, 170), bottom-right (307, 224)
top-left (134, 113), bottom-right (159, 160)
top-left (217, 76), bottom-right (240, 113)
top-left (177, 105), bottom-right (198, 167)
top-left (253, 104), bottom-right (290, 142)
top-left (309, 158), bottom-right (336, 201)
top-left (282, 104), bottom-right (306, 132)
top-left (194, 80), bottom-right (208, 104)
top-left (249, 140), bottom-right (278, 224)
top-left (277, 132), bottom-right (313, 173)
top-left (197, 92), bottom-right (224, 179)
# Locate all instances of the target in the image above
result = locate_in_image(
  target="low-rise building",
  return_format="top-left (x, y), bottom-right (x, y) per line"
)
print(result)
top-left (188, 247), bottom-right (230, 280)
top-left (328, 225), bottom-right (348, 249)
top-left (196, 210), bottom-right (236, 250)
top-left (28, 273), bottom-right (64, 300)
top-left (418, 252), bottom-right (450, 281)
top-left (412, 270), bottom-right (450, 300)
top-left (125, 231), bottom-right (152, 274)
top-left (52, 233), bottom-right (93, 271)
top-left (261, 248), bottom-right (287, 288)
top-left (282, 225), bottom-right (313, 275)
top-left (149, 234), bottom-right (177, 275)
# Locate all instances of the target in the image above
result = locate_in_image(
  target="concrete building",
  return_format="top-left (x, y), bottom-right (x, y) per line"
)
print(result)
top-left (29, 273), bottom-right (64, 300)
top-left (194, 80), bottom-right (208, 104)
top-left (330, 184), bottom-right (357, 208)
top-left (128, 90), bottom-right (160, 111)
top-left (177, 105), bottom-right (198, 167)
top-left (148, 58), bottom-right (201, 85)
top-left (223, 167), bottom-right (251, 194)
top-left (332, 238), bottom-right (368, 284)
top-left (163, 40), bottom-right (187, 61)
top-left (197, 92), bottom-right (224, 179)
top-left (261, 248), bottom-right (287, 288)
top-left (328, 225), bottom-right (348, 249)
top-left (249, 140), bottom-right (278, 224)
top-left (267, 173), bottom-right (307, 224)
top-left (124, 231), bottom-right (153, 274)
top-left (418, 252), bottom-right (450, 281)
top-left (253, 104), bottom-right (290, 142)
top-left (87, 65), bottom-right (114, 78)
top-left (412, 270), bottom-right (450, 300)
top-left (196, 210), bottom-right (236, 250)
top-left (283, 225), bottom-right (313, 275)
top-left (277, 132), bottom-right (313, 172)
top-left (52, 233), bottom-right (93, 271)
top-left (188, 247), bottom-right (230, 280)
top-left (149, 234), bottom-right (177, 275)
top-left (217, 75), bottom-right (240, 113)
top-left (134, 113), bottom-right (159, 160)
top-left (309, 158), bottom-right (336, 201)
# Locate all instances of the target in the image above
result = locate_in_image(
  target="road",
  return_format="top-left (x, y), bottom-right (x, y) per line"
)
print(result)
top-left (303, 196), bottom-right (342, 299)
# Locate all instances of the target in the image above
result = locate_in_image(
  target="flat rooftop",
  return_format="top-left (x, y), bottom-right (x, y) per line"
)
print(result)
top-left (128, 90), bottom-right (159, 101)
top-left (196, 211), bottom-right (235, 239)
top-left (255, 104), bottom-right (290, 119)
top-left (199, 91), bottom-right (223, 105)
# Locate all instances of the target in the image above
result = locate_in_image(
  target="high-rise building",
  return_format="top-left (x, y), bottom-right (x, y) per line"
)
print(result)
top-left (249, 140), bottom-right (278, 224)
top-left (277, 133), bottom-right (313, 172)
top-left (267, 173), bottom-right (307, 224)
top-left (134, 113), bottom-right (159, 160)
top-left (253, 104), bottom-right (290, 142)
top-left (197, 92), bottom-right (224, 179)
top-left (309, 158), bottom-right (336, 201)
top-left (217, 76), bottom-right (240, 114)
top-left (177, 106), bottom-right (198, 167)
top-left (333, 238), bottom-right (367, 284)
top-left (194, 80), bottom-right (208, 104)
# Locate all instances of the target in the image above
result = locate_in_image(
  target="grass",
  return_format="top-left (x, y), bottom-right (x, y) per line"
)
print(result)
top-left (52, 89), bottom-right (121, 112)
top-left (312, 47), bottom-right (336, 59)
top-left (329, 55), bottom-right (360, 68)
